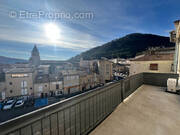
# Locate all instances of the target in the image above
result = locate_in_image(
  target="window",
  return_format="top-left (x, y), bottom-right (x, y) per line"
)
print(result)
top-left (56, 84), bottom-right (59, 90)
top-left (21, 81), bottom-right (27, 88)
top-left (21, 88), bottom-right (27, 95)
top-left (149, 64), bottom-right (158, 70)
top-left (9, 82), bottom-right (13, 85)
top-left (12, 74), bottom-right (29, 78)
top-left (10, 90), bottom-right (13, 93)
top-left (38, 86), bottom-right (43, 92)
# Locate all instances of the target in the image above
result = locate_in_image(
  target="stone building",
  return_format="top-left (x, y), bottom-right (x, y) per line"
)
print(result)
top-left (63, 74), bottom-right (80, 95)
top-left (79, 73), bottom-right (100, 91)
top-left (5, 68), bottom-right (36, 97)
top-left (34, 74), bottom-right (50, 97)
top-left (34, 74), bottom-right (63, 97)
top-left (98, 59), bottom-right (113, 83)
top-left (79, 58), bottom-right (113, 84)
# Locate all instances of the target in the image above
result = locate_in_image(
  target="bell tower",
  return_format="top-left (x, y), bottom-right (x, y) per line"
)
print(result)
top-left (29, 45), bottom-right (41, 66)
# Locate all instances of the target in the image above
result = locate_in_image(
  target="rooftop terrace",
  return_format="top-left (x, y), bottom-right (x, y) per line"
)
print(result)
top-left (91, 85), bottom-right (180, 135)
top-left (0, 73), bottom-right (179, 135)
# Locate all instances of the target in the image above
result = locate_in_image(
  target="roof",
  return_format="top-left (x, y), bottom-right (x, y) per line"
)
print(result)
top-left (35, 74), bottom-right (49, 83)
top-left (6, 68), bottom-right (34, 74)
top-left (131, 53), bottom-right (174, 61)
top-left (49, 74), bottom-right (63, 82)
top-left (0, 73), bottom-right (5, 82)
top-left (35, 74), bottom-right (63, 84)
top-left (31, 45), bottom-right (39, 56)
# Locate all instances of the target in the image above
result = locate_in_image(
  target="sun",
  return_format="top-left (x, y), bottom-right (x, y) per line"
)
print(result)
top-left (44, 23), bottom-right (60, 42)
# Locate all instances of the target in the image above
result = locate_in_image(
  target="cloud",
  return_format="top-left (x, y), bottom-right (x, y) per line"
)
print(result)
top-left (0, 1), bottom-right (104, 51)
top-left (0, 24), bottom-right (102, 51)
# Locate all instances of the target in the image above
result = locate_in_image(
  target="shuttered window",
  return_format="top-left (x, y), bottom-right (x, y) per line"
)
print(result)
top-left (149, 64), bottom-right (158, 70)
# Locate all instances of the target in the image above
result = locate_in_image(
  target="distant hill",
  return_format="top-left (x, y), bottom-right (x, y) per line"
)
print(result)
top-left (0, 56), bottom-right (27, 64)
top-left (70, 33), bottom-right (175, 62)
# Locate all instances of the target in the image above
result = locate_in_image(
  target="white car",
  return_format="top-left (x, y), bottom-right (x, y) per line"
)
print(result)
top-left (3, 100), bottom-right (15, 110)
top-left (15, 100), bottom-right (24, 108)
top-left (55, 91), bottom-right (63, 97)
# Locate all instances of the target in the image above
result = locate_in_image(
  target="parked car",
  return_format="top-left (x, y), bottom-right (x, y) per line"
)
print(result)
top-left (3, 99), bottom-right (16, 110)
top-left (55, 91), bottom-right (63, 97)
top-left (14, 99), bottom-right (24, 108)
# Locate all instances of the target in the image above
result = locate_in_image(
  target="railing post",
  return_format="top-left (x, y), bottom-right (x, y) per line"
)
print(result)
top-left (121, 80), bottom-right (125, 102)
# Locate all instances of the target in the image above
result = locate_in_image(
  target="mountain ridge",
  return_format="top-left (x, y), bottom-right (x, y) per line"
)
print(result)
top-left (70, 33), bottom-right (175, 62)
top-left (0, 56), bottom-right (27, 64)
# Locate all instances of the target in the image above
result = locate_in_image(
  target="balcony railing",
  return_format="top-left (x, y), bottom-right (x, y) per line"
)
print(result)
top-left (0, 73), bottom-right (178, 135)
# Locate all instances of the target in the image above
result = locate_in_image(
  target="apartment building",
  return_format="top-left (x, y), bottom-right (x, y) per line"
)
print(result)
top-left (37, 65), bottom-right (50, 74)
top-left (49, 74), bottom-right (63, 95)
top-left (34, 74), bottom-right (63, 97)
top-left (34, 74), bottom-right (50, 97)
top-left (79, 73), bottom-right (100, 91)
top-left (80, 58), bottom-right (113, 83)
top-left (5, 68), bottom-right (36, 97)
top-left (98, 59), bottom-right (113, 83)
top-left (63, 74), bottom-right (80, 95)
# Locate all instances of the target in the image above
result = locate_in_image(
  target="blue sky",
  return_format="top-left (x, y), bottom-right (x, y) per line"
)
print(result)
top-left (0, 0), bottom-right (179, 60)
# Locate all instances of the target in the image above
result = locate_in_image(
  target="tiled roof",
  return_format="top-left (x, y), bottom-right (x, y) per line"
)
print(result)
top-left (6, 68), bottom-right (34, 74)
top-left (35, 74), bottom-right (63, 83)
top-left (131, 53), bottom-right (174, 61)
top-left (35, 74), bottom-right (49, 83)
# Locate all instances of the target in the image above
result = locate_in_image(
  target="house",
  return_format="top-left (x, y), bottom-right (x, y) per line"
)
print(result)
top-left (130, 49), bottom-right (174, 76)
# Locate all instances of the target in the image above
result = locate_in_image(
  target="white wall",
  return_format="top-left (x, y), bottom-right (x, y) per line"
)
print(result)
top-left (130, 60), bottom-right (173, 76)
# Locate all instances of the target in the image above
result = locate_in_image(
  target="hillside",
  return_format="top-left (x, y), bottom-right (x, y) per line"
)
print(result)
top-left (0, 56), bottom-right (27, 64)
top-left (70, 33), bottom-right (175, 61)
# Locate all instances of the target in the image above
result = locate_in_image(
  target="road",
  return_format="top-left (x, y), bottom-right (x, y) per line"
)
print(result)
top-left (0, 82), bottom-right (114, 124)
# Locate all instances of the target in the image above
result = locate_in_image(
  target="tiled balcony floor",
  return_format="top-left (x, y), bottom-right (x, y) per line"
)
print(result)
top-left (90, 85), bottom-right (180, 135)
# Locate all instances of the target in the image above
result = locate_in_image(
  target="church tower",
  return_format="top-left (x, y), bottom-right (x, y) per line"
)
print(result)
top-left (29, 45), bottom-right (41, 66)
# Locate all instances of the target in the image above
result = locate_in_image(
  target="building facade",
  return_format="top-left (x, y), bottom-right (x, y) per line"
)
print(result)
top-left (34, 74), bottom-right (63, 97)
top-left (170, 20), bottom-right (180, 73)
top-left (98, 59), bottom-right (113, 83)
top-left (63, 74), bottom-right (80, 95)
top-left (130, 53), bottom-right (174, 76)
top-left (0, 73), bottom-right (5, 100)
top-left (5, 68), bottom-right (36, 97)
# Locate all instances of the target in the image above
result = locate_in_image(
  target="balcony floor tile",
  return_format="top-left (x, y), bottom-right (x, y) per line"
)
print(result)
top-left (90, 85), bottom-right (180, 135)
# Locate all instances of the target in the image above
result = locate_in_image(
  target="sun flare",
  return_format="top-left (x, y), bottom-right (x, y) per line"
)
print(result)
top-left (44, 23), bottom-right (60, 42)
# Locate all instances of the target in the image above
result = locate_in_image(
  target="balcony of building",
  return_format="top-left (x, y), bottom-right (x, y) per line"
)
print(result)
top-left (0, 72), bottom-right (179, 135)
top-left (90, 85), bottom-right (180, 135)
